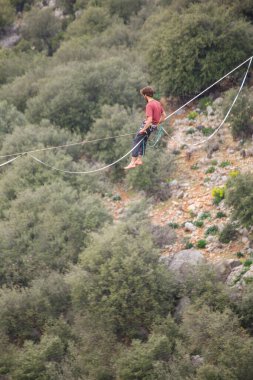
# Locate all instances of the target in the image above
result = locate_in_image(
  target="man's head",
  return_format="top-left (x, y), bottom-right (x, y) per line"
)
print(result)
top-left (140, 86), bottom-right (155, 99)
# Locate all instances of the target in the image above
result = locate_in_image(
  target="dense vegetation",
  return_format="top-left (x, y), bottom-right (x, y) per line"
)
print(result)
top-left (0, 0), bottom-right (253, 378)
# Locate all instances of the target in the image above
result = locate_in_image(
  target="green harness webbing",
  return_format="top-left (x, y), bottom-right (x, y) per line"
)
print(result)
top-left (148, 125), bottom-right (165, 148)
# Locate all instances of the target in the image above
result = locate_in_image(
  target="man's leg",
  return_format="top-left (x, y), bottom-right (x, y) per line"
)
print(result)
top-left (124, 132), bottom-right (144, 170)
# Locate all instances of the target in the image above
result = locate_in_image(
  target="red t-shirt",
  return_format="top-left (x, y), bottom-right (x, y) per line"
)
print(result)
top-left (146, 100), bottom-right (164, 125)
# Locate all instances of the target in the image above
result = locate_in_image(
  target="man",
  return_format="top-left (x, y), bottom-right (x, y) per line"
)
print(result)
top-left (124, 86), bottom-right (166, 170)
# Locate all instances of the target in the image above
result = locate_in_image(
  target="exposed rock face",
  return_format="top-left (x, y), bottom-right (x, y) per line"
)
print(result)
top-left (161, 250), bottom-right (206, 280)
top-left (214, 259), bottom-right (242, 282)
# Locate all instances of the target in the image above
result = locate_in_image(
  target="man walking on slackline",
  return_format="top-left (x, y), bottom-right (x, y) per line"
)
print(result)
top-left (124, 86), bottom-right (166, 170)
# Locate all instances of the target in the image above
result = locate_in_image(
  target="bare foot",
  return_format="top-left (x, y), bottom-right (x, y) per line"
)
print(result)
top-left (124, 163), bottom-right (136, 170)
top-left (135, 159), bottom-right (143, 166)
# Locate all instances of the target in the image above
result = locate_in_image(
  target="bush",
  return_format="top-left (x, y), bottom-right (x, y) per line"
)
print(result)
top-left (205, 166), bottom-right (215, 174)
top-left (26, 56), bottom-right (146, 132)
top-left (219, 223), bottom-right (238, 243)
top-left (125, 149), bottom-right (174, 201)
top-left (0, 181), bottom-right (111, 286)
top-left (212, 186), bottom-right (225, 205)
top-left (196, 239), bottom-right (207, 248)
top-left (205, 225), bottom-right (219, 236)
top-left (21, 7), bottom-right (62, 55)
top-left (0, 0), bottom-right (15, 30)
top-left (77, 221), bottom-right (178, 339)
top-left (150, 224), bottom-right (177, 248)
top-left (226, 173), bottom-right (253, 228)
top-left (147, 2), bottom-right (253, 96)
top-left (223, 88), bottom-right (253, 139)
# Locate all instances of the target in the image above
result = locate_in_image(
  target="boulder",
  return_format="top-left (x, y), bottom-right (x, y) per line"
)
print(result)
top-left (214, 259), bottom-right (242, 282)
top-left (165, 250), bottom-right (206, 279)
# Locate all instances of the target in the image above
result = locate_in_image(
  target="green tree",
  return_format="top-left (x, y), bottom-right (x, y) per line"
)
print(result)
top-left (26, 56), bottom-right (146, 132)
top-left (226, 173), bottom-right (253, 228)
top-left (0, 181), bottom-right (111, 286)
top-left (0, 273), bottom-right (71, 344)
top-left (125, 148), bottom-right (174, 200)
top-left (181, 306), bottom-right (253, 379)
top-left (147, 2), bottom-right (253, 96)
top-left (12, 334), bottom-right (65, 380)
top-left (76, 221), bottom-right (177, 339)
top-left (66, 6), bottom-right (112, 37)
top-left (0, 100), bottom-right (26, 139)
top-left (21, 7), bottom-right (62, 55)
top-left (223, 87), bottom-right (253, 139)
top-left (0, 0), bottom-right (15, 30)
top-left (115, 317), bottom-right (179, 379)
top-left (107, 0), bottom-right (145, 23)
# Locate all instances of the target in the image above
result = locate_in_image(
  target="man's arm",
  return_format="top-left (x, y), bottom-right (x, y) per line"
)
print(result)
top-left (139, 116), bottom-right (152, 134)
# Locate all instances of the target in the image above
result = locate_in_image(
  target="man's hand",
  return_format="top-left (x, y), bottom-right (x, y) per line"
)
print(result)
top-left (139, 128), bottom-right (147, 134)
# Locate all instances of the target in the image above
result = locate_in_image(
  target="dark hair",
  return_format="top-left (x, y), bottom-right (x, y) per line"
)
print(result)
top-left (140, 86), bottom-right (155, 97)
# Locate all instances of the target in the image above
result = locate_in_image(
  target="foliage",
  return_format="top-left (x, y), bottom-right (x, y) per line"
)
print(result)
top-left (77, 221), bottom-right (178, 339)
top-left (0, 273), bottom-right (71, 344)
top-left (115, 318), bottom-right (179, 379)
top-left (188, 110), bottom-right (198, 120)
top-left (223, 88), bottom-right (253, 139)
top-left (66, 6), bottom-right (112, 37)
top-left (226, 173), bottom-right (253, 228)
top-left (220, 160), bottom-right (230, 167)
top-left (0, 0), bottom-right (15, 30)
top-left (181, 306), bottom-right (253, 380)
top-left (205, 225), bottom-right (219, 236)
top-left (26, 57), bottom-right (146, 133)
top-left (196, 239), bottom-right (207, 248)
top-left (198, 96), bottom-right (213, 111)
top-left (125, 149), bottom-right (174, 201)
top-left (202, 126), bottom-right (214, 136)
top-left (212, 186), bottom-right (225, 204)
top-left (147, 2), bottom-right (253, 96)
top-left (150, 223), bottom-right (177, 248)
top-left (216, 211), bottom-right (226, 218)
top-left (205, 166), bottom-right (215, 174)
top-left (85, 104), bottom-right (141, 178)
top-left (0, 181), bottom-right (111, 286)
top-left (0, 101), bottom-right (26, 140)
top-left (21, 7), bottom-right (62, 55)
top-left (219, 222), bottom-right (238, 243)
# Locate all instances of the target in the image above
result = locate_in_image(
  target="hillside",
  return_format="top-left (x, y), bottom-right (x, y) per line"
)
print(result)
top-left (0, 0), bottom-right (253, 379)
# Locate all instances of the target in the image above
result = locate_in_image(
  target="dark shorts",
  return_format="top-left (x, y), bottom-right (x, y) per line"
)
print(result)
top-left (131, 121), bottom-right (157, 157)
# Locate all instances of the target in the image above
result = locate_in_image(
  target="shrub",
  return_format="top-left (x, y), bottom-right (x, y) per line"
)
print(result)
top-left (198, 96), bottom-right (213, 111)
top-left (125, 149), bottom-right (174, 201)
top-left (186, 128), bottom-right (195, 134)
top-left (205, 166), bottom-right (215, 174)
top-left (222, 88), bottom-right (253, 139)
top-left (77, 222), bottom-right (178, 339)
top-left (196, 239), bottom-right (207, 248)
top-left (229, 170), bottom-right (240, 178)
top-left (219, 223), bottom-right (238, 243)
top-left (205, 225), bottom-right (219, 236)
top-left (199, 211), bottom-right (211, 220)
top-left (0, 0), bottom-right (15, 30)
top-left (216, 211), bottom-right (226, 218)
top-left (147, 2), bottom-right (253, 96)
top-left (226, 173), bottom-right (253, 228)
top-left (202, 127), bottom-right (214, 136)
top-left (220, 160), bottom-right (231, 168)
top-left (188, 111), bottom-right (198, 120)
top-left (26, 56), bottom-right (146, 132)
top-left (194, 220), bottom-right (204, 228)
top-left (212, 186), bottom-right (225, 205)
top-left (150, 224), bottom-right (177, 248)
top-left (21, 7), bottom-right (63, 55)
